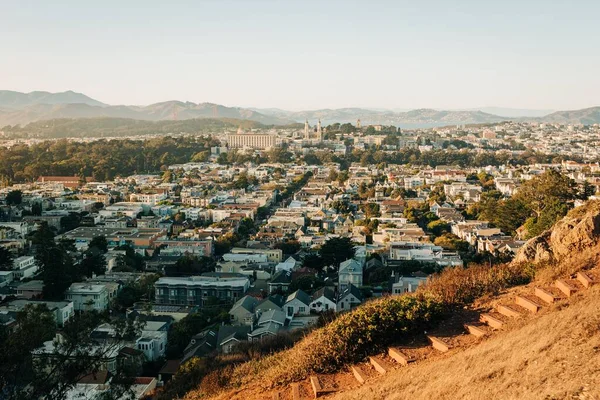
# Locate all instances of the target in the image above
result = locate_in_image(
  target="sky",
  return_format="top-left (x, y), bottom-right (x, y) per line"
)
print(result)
top-left (2, 0), bottom-right (599, 111)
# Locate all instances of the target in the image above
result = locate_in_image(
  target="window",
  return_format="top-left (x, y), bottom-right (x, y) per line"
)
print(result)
top-left (299, 307), bottom-right (306, 313)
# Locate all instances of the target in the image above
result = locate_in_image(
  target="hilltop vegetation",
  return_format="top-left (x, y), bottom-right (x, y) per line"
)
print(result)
top-left (0, 117), bottom-right (272, 139)
top-left (0, 136), bottom-right (219, 183)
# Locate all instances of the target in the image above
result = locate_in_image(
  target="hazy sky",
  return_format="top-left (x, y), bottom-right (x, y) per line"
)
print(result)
top-left (2, 0), bottom-right (599, 110)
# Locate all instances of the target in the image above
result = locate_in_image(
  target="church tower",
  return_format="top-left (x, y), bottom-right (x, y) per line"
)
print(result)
top-left (304, 120), bottom-right (310, 140)
top-left (317, 119), bottom-right (322, 142)
top-left (357, 119), bottom-right (362, 129)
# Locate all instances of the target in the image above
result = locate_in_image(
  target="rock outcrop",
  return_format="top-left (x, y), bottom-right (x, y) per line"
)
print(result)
top-left (512, 200), bottom-right (600, 265)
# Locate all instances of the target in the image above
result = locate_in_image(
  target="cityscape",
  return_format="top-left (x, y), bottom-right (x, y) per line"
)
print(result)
top-left (2, 1), bottom-right (600, 400)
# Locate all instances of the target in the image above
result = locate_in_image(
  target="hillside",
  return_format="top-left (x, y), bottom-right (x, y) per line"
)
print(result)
top-left (171, 200), bottom-right (600, 400)
top-left (533, 106), bottom-right (600, 125)
top-left (0, 91), bottom-right (292, 127)
top-left (326, 283), bottom-right (600, 400)
top-left (0, 90), bottom-right (106, 108)
top-left (0, 117), bottom-right (268, 138)
top-left (2, 90), bottom-right (599, 128)
top-left (256, 107), bottom-right (508, 127)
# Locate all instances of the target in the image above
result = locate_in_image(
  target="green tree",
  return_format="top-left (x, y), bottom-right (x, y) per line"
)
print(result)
top-left (427, 220), bottom-right (451, 236)
top-left (319, 237), bottom-right (356, 268)
top-left (274, 240), bottom-right (301, 255)
top-left (0, 246), bottom-right (14, 270)
top-left (80, 252), bottom-right (107, 278)
top-left (5, 190), bottom-right (22, 205)
top-left (88, 235), bottom-right (108, 253)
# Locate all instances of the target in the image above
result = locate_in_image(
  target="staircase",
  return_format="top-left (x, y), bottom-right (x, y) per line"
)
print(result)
top-left (275, 270), bottom-right (597, 399)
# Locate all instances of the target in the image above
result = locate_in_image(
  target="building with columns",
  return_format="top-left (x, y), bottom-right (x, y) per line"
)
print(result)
top-left (226, 127), bottom-right (277, 149)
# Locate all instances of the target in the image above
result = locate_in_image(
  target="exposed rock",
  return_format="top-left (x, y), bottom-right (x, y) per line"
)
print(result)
top-left (512, 200), bottom-right (600, 265)
top-left (512, 231), bottom-right (553, 264)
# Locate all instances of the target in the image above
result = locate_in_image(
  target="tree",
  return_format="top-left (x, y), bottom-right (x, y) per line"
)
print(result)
top-left (362, 203), bottom-right (381, 218)
top-left (319, 237), bottom-right (356, 268)
top-left (89, 235), bottom-right (108, 253)
top-left (5, 190), bottom-right (22, 205)
top-left (31, 202), bottom-right (43, 216)
top-left (274, 240), bottom-right (301, 255)
top-left (514, 169), bottom-right (577, 220)
top-left (80, 252), bottom-right (107, 278)
top-left (427, 220), bottom-right (450, 236)
top-left (41, 246), bottom-right (77, 300)
top-left (434, 233), bottom-right (470, 252)
top-left (166, 255), bottom-right (216, 277)
top-left (302, 253), bottom-right (325, 271)
top-left (331, 200), bottom-right (351, 214)
top-left (0, 246), bottom-right (14, 270)
top-left (0, 307), bottom-right (144, 399)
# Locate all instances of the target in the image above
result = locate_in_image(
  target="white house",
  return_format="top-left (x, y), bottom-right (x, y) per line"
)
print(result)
top-left (310, 287), bottom-right (337, 313)
top-left (338, 259), bottom-right (363, 291)
top-left (284, 290), bottom-right (311, 318)
top-left (65, 283), bottom-right (109, 311)
top-left (12, 256), bottom-right (38, 280)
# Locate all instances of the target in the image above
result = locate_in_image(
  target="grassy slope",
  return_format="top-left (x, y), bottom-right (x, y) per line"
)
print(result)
top-left (331, 285), bottom-right (600, 400)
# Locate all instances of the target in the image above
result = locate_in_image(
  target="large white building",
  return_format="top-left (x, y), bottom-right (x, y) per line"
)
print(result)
top-left (226, 131), bottom-right (277, 149)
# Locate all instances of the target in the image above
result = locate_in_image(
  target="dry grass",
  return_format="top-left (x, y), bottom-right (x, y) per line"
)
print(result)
top-left (327, 285), bottom-right (600, 400)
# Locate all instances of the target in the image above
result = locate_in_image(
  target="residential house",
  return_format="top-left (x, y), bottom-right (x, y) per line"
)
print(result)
top-left (284, 289), bottom-right (311, 318)
top-left (338, 259), bottom-right (363, 291)
top-left (65, 283), bottom-right (110, 311)
top-left (310, 287), bottom-right (337, 313)
top-left (337, 284), bottom-right (363, 311)
top-left (268, 270), bottom-right (292, 294)
top-left (229, 295), bottom-right (259, 326)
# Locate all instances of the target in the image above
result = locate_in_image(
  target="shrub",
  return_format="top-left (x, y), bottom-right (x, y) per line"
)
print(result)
top-left (420, 262), bottom-right (536, 305)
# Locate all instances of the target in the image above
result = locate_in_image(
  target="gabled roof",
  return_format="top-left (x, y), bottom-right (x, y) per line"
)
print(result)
top-left (270, 270), bottom-right (292, 284)
top-left (338, 284), bottom-right (364, 302)
top-left (256, 294), bottom-right (284, 310)
top-left (217, 325), bottom-right (251, 347)
top-left (248, 321), bottom-right (281, 338)
top-left (285, 289), bottom-right (311, 306)
top-left (230, 295), bottom-right (258, 314)
top-left (257, 309), bottom-right (286, 326)
top-left (339, 258), bottom-right (362, 273)
top-left (182, 327), bottom-right (219, 363)
top-left (311, 286), bottom-right (336, 303)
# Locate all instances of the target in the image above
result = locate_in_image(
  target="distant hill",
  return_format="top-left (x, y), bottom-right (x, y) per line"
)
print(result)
top-left (256, 107), bottom-right (509, 127)
top-left (0, 90), bottom-right (106, 108)
top-left (0, 92), bottom-right (293, 126)
top-left (1, 90), bottom-right (599, 128)
top-left (531, 106), bottom-right (600, 125)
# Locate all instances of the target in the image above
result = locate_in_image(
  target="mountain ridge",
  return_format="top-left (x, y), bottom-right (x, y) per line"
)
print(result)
top-left (1, 90), bottom-right (599, 128)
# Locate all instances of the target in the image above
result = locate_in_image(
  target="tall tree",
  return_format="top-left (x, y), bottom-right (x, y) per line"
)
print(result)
top-left (5, 190), bottom-right (22, 206)
top-left (319, 237), bottom-right (356, 268)
top-left (0, 246), bottom-right (14, 270)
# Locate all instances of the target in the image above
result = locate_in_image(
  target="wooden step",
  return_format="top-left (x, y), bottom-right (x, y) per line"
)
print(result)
top-left (465, 324), bottom-right (487, 338)
top-left (577, 271), bottom-right (594, 288)
top-left (497, 304), bottom-right (521, 318)
top-left (480, 313), bottom-right (504, 329)
top-left (515, 295), bottom-right (541, 313)
top-left (555, 279), bottom-right (577, 297)
top-left (369, 356), bottom-right (388, 375)
top-left (351, 365), bottom-right (367, 384)
top-left (427, 335), bottom-right (451, 353)
top-left (534, 287), bottom-right (556, 304)
top-left (291, 383), bottom-right (300, 400)
top-left (310, 376), bottom-right (324, 398)
top-left (388, 347), bottom-right (414, 366)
